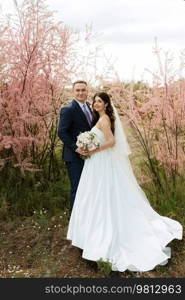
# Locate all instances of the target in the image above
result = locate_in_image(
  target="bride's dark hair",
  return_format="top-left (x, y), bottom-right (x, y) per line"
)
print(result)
top-left (92, 92), bottom-right (115, 134)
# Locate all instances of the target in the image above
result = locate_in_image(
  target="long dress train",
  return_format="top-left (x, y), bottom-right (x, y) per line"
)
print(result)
top-left (67, 126), bottom-right (183, 272)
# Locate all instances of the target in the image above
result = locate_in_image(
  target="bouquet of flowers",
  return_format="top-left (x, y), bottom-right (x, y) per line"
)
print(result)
top-left (76, 131), bottom-right (100, 159)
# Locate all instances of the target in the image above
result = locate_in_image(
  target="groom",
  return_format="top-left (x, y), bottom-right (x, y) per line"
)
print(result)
top-left (58, 80), bottom-right (94, 211)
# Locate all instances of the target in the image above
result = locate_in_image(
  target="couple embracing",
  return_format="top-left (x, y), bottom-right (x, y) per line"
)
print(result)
top-left (58, 80), bottom-right (182, 273)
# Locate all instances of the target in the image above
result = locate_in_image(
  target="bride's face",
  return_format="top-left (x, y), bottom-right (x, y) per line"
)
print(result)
top-left (93, 96), bottom-right (107, 113)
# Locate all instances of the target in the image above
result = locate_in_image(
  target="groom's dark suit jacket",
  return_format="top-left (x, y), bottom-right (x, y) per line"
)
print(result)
top-left (58, 99), bottom-right (94, 162)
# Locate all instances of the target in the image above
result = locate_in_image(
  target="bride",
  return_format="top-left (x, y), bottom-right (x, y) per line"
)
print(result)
top-left (67, 91), bottom-right (183, 272)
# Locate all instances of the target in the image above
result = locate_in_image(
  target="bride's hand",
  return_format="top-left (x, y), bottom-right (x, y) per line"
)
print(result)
top-left (76, 147), bottom-right (85, 155)
top-left (84, 148), bottom-right (99, 156)
top-left (76, 147), bottom-right (99, 156)
top-left (76, 147), bottom-right (89, 155)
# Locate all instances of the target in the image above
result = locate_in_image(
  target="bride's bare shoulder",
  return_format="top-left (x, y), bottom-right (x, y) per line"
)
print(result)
top-left (99, 114), bottom-right (111, 127)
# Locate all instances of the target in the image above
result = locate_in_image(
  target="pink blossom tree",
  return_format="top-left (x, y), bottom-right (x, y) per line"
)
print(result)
top-left (100, 43), bottom-right (185, 202)
top-left (0, 0), bottom-right (101, 180)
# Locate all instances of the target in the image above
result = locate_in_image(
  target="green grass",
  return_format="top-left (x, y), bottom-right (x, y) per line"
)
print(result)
top-left (96, 259), bottom-right (113, 276)
top-left (0, 159), bottom-right (70, 219)
top-left (140, 175), bottom-right (185, 228)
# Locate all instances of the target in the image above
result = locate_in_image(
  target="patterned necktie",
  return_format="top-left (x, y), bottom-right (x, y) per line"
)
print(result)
top-left (83, 104), bottom-right (92, 126)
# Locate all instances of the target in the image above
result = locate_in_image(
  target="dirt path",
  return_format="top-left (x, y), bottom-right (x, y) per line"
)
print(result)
top-left (0, 214), bottom-right (184, 278)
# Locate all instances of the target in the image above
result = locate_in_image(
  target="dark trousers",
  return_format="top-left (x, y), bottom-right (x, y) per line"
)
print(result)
top-left (66, 160), bottom-right (84, 211)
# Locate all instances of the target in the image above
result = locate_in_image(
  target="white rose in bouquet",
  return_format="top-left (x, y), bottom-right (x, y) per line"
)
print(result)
top-left (76, 131), bottom-right (100, 159)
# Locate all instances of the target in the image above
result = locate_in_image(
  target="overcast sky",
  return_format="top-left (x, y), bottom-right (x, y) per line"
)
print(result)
top-left (1, 0), bottom-right (185, 82)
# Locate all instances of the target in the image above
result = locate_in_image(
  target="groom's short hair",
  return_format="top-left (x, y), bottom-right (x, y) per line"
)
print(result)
top-left (73, 80), bottom-right (87, 88)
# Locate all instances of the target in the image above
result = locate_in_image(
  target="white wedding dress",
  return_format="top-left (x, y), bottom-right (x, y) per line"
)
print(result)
top-left (67, 126), bottom-right (183, 272)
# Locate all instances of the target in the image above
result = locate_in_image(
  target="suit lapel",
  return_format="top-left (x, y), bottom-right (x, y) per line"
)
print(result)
top-left (72, 99), bottom-right (91, 128)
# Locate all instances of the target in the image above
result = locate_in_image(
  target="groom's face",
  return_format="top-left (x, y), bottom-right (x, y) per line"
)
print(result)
top-left (73, 83), bottom-right (88, 103)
